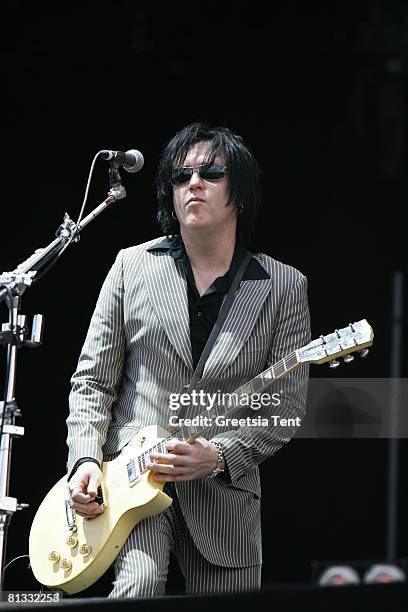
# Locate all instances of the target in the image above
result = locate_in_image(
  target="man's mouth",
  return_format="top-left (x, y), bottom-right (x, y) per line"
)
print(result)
top-left (186, 197), bottom-right (204, 206)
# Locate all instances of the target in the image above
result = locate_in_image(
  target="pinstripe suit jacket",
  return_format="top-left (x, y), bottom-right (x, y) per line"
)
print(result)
top-left (66, 236), bottom-right (311, 568)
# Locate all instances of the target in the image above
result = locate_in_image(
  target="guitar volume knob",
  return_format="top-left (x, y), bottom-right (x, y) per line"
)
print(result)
top-left (66, 535), bottom-right (78, 548)
top-left (48, 551), bottom-right (60, 563)
top-left (80, 544), bottom-right (92, 557)
top-left (61, 558), bottom-right (72, 571)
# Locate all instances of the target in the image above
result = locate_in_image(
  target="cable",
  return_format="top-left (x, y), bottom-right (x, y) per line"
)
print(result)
top-left (30, 150), bottom-right (103, 285)
top-left (4, 554), bottom-right (30, 571)
top-left (1, 151), bottom-right (103, 464)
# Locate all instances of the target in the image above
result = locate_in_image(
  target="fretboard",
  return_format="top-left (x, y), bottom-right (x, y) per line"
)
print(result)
top-left (133, 349), bottom-right (300, 475)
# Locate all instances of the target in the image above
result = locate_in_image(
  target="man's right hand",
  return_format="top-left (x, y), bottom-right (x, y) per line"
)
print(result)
top-left (68, 462), bottom-right (104, 518)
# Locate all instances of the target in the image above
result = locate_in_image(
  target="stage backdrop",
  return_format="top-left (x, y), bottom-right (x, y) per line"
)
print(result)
top-left (1, 1), bottom-right (406, 595)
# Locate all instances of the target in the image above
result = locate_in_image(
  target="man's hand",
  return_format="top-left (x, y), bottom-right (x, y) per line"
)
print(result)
top-left (68, 461), bottom-right (104, 518)
top-left (147, 437), bottom-right (219, 482)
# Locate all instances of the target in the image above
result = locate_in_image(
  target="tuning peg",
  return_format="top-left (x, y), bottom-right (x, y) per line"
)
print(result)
top-left (343, 354), bottom-right (354, 363)
top-left (359, 349), bottom-right (369, 358)
top-left (329, 359), bottom-right (340, 369)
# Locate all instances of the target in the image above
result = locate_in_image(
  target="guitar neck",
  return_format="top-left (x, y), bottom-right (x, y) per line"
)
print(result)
top-left (173, 349), bottom-right (300, 442)
top-left (132, 349), bottom-right (300, 476)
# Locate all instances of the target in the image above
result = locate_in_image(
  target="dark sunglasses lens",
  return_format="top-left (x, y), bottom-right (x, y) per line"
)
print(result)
top-left (172, 168), bottom-right (192, 185)
top-left (200, 165), bottom-right (226, 180)
top-left (172, 164), bottom-right (226, 184)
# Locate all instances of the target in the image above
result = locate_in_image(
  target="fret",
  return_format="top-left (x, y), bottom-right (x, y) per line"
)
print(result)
top-left (223, 394), bottom-right (233, 408)
top-left (158, 350), bottom-right (300, 447)
top-left (158, 440), bottom-right (167, 453)
top-left (273, 360), bottom-right (286, 378)
top-left (218, 402), bottom-right (229, 415)
top-left (288, 351), bottom-right (298, 369)
top-left (171, 427), bottom-right (183, 442)
top-left (212, 405), bottom-right (222, 418)
top-left (236, 383), bottom-right (251, 399)
top-left (251, 377), bottom-right (264, 393)
top-left (260, 368), bottom-right (274, 384)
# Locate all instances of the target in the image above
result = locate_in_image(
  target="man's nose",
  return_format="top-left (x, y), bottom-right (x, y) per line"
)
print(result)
top-left (188, 169), bottom-right (203, 187)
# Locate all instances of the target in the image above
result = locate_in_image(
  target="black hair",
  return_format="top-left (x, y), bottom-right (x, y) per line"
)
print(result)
top-left (155, 122), bottom-right (261, 245)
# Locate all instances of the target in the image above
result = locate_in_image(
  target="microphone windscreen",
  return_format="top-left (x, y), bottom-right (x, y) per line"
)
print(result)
top-left (124, 149), bottom-right (144, 173)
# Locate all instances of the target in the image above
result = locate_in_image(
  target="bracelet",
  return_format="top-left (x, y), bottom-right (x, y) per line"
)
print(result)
top-left (210, 442), bottom-right (225, 477)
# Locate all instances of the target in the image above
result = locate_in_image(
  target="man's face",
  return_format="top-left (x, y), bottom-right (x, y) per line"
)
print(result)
top-left (172, 141), bottom-right (236, 235)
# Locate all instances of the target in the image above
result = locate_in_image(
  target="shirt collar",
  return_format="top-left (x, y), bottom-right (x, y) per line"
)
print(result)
top-left (147, 235), bottom-right (270, 292)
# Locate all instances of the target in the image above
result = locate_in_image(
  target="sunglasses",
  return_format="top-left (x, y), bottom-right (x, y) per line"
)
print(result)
top-left (171, 163), bottom-right (228, 186)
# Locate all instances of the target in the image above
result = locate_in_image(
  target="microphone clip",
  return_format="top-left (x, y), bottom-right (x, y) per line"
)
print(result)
top-left (108, 161), bottom-right (126, 200)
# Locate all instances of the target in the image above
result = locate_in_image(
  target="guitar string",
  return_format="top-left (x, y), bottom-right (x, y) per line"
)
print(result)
top-left (66, 331), bottom-right (367, 510)
top-left (71, 328), bottom-right (366, 494)
top-left (103, 352), bottom-right (299, 487)
top-left (101, 352), bottom-right (299, 488)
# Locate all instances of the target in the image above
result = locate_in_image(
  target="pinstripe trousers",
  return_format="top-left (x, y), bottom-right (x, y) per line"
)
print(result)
top-left (109, 483), bottom-right (262, 598)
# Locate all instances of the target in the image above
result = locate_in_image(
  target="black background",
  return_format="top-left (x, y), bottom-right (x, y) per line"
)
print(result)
top-left (1, 0), bottom-right (407, 596)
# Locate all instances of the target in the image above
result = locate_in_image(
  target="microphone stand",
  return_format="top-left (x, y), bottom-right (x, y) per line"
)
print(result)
top-left (0, 163), bottom-right (126, 590)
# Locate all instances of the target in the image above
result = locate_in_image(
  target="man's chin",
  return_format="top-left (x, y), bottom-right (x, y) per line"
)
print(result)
top-left (181, 215), bottom-right (211, 231)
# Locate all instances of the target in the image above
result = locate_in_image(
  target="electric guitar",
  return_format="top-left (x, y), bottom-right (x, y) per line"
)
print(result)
top-left (29, 319), bottom-right (373, 594)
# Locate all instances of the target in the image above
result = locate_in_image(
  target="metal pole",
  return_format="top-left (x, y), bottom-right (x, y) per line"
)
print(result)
top-left (0, 179), bottom-right (127, 589)
top-left (385, 270), bottom-right (404, 561)
top-left (0, 296), bottom-right (20, 590)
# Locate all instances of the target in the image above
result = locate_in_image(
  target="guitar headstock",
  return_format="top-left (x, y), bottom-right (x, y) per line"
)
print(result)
top-left (297, 319), bottom-right (374, 368)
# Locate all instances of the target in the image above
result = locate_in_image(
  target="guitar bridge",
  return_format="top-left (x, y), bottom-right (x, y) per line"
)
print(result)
top-left (127, 458), bottom-right (141, 487)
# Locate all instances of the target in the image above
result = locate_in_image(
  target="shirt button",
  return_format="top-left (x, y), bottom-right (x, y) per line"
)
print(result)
top-left (196, 311), bottom-right (203, 317)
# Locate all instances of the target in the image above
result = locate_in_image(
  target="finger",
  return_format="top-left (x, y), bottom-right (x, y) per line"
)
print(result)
top-left (75, 510), bottom-right (103, 519)
top-left (71, 490), bottom-right (96, 503)
top-left (147, 463), bottom-right (188, 475)
top-left (69, 483), bottom-right (94, 502)
top-left (165, 440), bottom-right (192, 454)
top-left (149, 452), bottom-right (187, 465)
top-left (149, 452), bottom-right (175, 463)
top-left (151, 474), bottom-right (171, 482)
top-left (68, 483), bottom-right (83, 495)
top-left (70, 500), bottom-right (104, 515)
top-left (152, 471), bottom-right (195, 482)
top-left (87, 473), bottom-right (100, 497)
top-left (151, 443), bottom-right (191, 460)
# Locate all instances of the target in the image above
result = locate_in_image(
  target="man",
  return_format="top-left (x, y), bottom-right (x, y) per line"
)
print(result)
top-left (66, 122), bottom-right (311, 597)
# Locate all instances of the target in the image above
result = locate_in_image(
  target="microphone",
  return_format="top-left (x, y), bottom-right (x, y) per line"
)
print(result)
top-left (99, 149), bottom-right (144, 173)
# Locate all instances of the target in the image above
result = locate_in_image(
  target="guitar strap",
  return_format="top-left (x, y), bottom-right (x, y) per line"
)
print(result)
top-left (185, 249), bottom-right (253, 393)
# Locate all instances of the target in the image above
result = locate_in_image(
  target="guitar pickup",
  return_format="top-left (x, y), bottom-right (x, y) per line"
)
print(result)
top-left (127, 458), bottom-right (141, 487)
top-left (65, 499), bottom-right (77, 531)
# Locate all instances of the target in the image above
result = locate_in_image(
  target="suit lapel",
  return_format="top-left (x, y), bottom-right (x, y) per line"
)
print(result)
top-left (201, 276), bottom-right (272, 381)
top-left (142, 249), bottom-right (193, 372)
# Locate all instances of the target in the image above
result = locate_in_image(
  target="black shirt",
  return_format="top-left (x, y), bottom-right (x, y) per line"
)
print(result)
top-left (147, 236), bottom-right (270, 369)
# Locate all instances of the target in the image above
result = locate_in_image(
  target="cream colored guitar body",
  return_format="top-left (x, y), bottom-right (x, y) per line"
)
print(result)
top-left (29, 425), bottom-right (172, 594)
